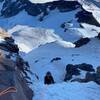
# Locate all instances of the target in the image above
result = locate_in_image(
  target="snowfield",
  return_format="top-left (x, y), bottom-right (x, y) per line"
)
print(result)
top-left (8, 25), bottom-right (75, 53)
top-left (33, 82), bottom-right (100, 100)
top-left (0, 0), bottom-right (100, 100)
top-left (23, 35), bottom-right (100, 100)
top-left (24, 38), bottom-right (100, 83)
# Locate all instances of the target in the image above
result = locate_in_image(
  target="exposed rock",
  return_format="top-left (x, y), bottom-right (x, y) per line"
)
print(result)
top-left (71, 72), bottom-right (96, 83)
top-left (16, 73), bottom-right (34, 100)
top-left (1, 0), bottom-right (24, 18)
top-left (97, 33), bottom-right (100, 39)
top-left (95, 66), bottom-right (100, 84)
top-left (77, 63), bottom-right (95, 72)
top-left (64, 63), bottom-right (96, 83)
top-left (0, 37), bottom-right (19, 54)
top-left (47, 1), bottom-right (80, 12)
top-left (66, 64), bottom-right (80, 76)
top-left (76, 9), bottom-right (100, 27)
top-left (85, 72), bottom-right (96, 82)
top-left (64, 64), bottom-right (80, 81)
top-left (0, 1), bottom-right (80, 17)
top-left (4, 37), bottom-right (15, 43)
top-left (96, 66), bottom-right (100, 74)
top-left (95, 74), bottom-right (100, 85)
top-left (60, 21), bottom-right (73, 32)
top-left (74, 38), bottom-right (90, 48)
top-left (51, 57), bottom-right (61, 63)
top-left (71, 66), bottom-right (100, 85)
top-left (0, 44), bottom-right (33, 100)
top-left (64, 74), bottom-right (72, 81)
top-left (0, 0), bottom-right (99, 27)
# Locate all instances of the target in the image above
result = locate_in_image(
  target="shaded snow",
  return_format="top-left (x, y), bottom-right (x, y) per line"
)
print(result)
top-left (33, 82), bottom-right (100, 100)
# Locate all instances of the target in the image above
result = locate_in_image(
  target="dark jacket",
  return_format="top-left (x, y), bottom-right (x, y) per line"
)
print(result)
top-left (44, 74), bottom-right (55, 85)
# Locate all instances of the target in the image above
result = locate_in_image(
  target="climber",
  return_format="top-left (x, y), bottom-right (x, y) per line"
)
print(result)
top-left (44, 71), bottom-right (55, 85)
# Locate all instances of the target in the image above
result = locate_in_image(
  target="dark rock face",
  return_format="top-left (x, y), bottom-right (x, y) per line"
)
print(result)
top-left (0, 0), bottom-right (80, 17)
top-left (77, 63), bottom-right (95, 72)
top-left (51, 57), bottom-right (61, 63)
top-left (64, 64), bottom-right (80, 81)
top-left (19, 78), bottom-right (34, 100)
top-left (71, 72), bottom-right (96, 83)
top-left (0, 0), bottom-right (99, 27)
top-left (47, 1), bottom-right (80, 12)
top-left (64, 63), bottom-right (95, 82)
top-left (0, 53), bottom-right (34, 100)
top-left (97, 33), bottom-right (100, 39)
top-left (85, 72), bottom-right (96, 82)
top-left (66, 64), bottom-right (80, 76)
top-left (0, 37), bottom-right (19, 53)
top-left (68, 65), bottom-right (100, 85)
top-left (95, 66), bottom-right (100, 84)
top-left (74, 38), bottom-right (90, 48)
top-left (76, 9), bottom-right (100, 27)
top-left (0, 0), bottom-right (99, 26)
top-left (64, 74), bottom-right (72, 81)
top-left (1, 0), bottom-right (24, 17)
top-left (96, 66), bottom-right (100, 74)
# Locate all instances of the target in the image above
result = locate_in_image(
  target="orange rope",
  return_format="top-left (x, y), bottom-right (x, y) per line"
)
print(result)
top-left (0, 87), bottom-right (17, 96)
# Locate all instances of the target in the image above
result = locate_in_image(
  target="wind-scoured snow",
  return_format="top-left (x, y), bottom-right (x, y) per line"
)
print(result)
top-left (8, 25), bottom-right (75, 53)
top-left (29, 0), bottom-right (58, 3)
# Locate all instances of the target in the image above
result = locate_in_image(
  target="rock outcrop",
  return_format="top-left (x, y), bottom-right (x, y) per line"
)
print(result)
top-left (0, 0), bottom-right (80, 18)
top-left (0, 51), bottom-right (33, 100)
top-left (74, 38), bottom-right (90, 48)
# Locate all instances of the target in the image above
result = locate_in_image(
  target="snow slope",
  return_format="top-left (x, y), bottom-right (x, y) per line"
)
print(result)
top-left (0, 1), bottom-right (100, 100)
top-left (8, 25), bottom-right (75, 53)
top-left (24, 38), bottom-right (100, 83)
top-left (33, 82), bottom-right (100, 100)
top-left (23, 35), bottom-right (100, 100)
top-left (2, 8), bottom-right (99, 53)
top-left (23, 34), bottom-right (100, 100)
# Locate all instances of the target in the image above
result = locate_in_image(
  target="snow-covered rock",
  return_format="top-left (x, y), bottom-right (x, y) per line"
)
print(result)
top-left (8, 25), bottom-right (75, 53)
top-left (0, 1), bottom-right (100, 100)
